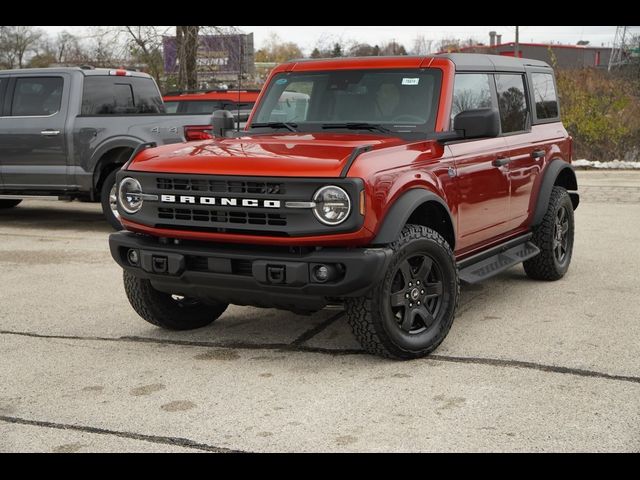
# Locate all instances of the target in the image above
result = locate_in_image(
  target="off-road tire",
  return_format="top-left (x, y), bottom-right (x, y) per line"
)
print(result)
top-left (0, 199), bottom-right (22, 209)
top-left (524, 186), bottom-right (574, 281)
top-left (345, 225), bottom-right (459, 360)
top-left (123, 271), bottom-right (228, 330)
top-left (100, 170), bottom-right (123, 231)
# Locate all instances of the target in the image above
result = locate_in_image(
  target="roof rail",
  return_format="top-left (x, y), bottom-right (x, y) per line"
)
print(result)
top-left (79, 65), bottom-right (95, 70)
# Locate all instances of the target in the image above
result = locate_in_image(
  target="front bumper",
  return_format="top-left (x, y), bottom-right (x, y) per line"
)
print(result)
top-left (109, 232), bottom-right (392, 312)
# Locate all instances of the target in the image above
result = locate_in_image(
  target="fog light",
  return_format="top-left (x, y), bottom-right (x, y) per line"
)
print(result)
top-left (314, 265), bottom-right (330, 283)
top-left (127, 249), bottom-right (140, 266)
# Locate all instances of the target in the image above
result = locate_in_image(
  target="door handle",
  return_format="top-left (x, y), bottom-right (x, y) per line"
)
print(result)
top-left (492, 157), bottom-right (512, 167)
top-left (41, 130), bottom-right (61, 137)
top-left (531, 150), bottom-right (545, 159)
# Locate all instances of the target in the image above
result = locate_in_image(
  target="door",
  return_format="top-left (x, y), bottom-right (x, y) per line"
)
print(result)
top-left (494, 73), bottom-right (541, 230)
top-left (448, 73), bottom-right (512, 251)
top-left (0, 75), bottom-right (69, 189)
top-left (0, 76), bottom-right (7, 187)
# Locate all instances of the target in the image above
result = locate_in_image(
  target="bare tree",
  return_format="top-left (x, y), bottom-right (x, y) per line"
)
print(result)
top-left (0, 26), bottom-right (43, 68)
top-left (176, 26), bottom-right (200, 90)
top-left (85, 27), bottom-right (128, 68)
top-left (411, 35), bottom-right (433, 55)
top-left (123, 26), bottom-right (168, 86)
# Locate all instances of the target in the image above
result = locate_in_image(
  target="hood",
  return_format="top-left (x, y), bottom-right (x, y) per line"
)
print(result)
top-left (128, 133), bottom-right (406, 178)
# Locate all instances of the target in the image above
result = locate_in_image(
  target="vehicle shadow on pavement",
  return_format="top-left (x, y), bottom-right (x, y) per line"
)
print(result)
top-left (0, 202), bottom-right (112, 234)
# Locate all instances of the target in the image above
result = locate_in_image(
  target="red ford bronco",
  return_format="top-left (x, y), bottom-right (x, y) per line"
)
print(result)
top-left (109, 54), bottom-right (578, 359)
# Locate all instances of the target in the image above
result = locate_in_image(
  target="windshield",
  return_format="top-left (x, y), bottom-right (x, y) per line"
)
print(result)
top-left (251, 69), bottom-right (441, 136)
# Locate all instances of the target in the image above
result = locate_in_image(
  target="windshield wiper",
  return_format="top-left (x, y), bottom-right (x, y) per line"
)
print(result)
top-left (321, 122), bottom-right (394, 134)
top-left (250, 122), bottom-right (298, 133)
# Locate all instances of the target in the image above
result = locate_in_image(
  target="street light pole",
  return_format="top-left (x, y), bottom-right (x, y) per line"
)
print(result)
top-left (515, 26), bottom-right (520, 57)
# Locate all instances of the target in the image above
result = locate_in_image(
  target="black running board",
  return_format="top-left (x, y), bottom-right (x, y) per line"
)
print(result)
top-left (457, 236), bottom-right (540, 284)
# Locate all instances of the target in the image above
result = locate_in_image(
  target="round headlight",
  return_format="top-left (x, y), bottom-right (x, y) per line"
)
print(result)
top-left (313, 186), bottom-right (351, 225)
top-left (118, 177), bottom-right (144, 214)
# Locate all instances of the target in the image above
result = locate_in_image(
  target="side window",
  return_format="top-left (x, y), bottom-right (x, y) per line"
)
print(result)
top-left (164, 101), bottom-right (179, 114)
top-left (531, 73), bottom-right (559, 120)
top-left (0, 78), bottom-right (6, 114)
top-left (258, 82), bottom-right (312, 123)
top-left (185, 101), bottom-right (223, 114)
top-left (11, 77), bottom-right (63, 116)
top-left (82, 77), bottom-right (164, 115)
top-left (114, 84), bottom-right (135, 112)
top-left (451, 73), bottom-right (493, 123)
top-left (495, 74), bottom-right (529, 133)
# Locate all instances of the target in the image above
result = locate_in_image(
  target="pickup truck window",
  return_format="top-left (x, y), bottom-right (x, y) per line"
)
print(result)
top-left (165, 100), bottom-right (256, 115)
top-left (451, 73), bottom-right (493, 123)
top-left (252, 69), bottom-right (441, 134)
top-left (81, 76), bottom-right (164, 115)
top-left (531, 73), bottom-right (559, 120)
top-left (495, 74), bottom-right (529, 134)
top-left (0, 78), bottom-right (6, 112)
top-left (11, 77), bottom-right (63, 117)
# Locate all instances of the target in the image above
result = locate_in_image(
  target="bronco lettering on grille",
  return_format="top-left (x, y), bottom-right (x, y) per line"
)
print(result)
top-left (160, 195), bottom-right (281, 208)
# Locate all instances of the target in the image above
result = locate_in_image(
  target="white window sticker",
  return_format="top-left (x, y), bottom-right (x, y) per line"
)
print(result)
top-left (402, 78), bottom-right (420, 86)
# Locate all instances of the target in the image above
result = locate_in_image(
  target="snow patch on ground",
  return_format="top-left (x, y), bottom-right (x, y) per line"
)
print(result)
top-left (573, 159), bottom-right (640, 169)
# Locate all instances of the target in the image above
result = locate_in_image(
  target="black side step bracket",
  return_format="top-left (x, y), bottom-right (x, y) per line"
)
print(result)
top-left (458, 241), bottom-right (540, 284)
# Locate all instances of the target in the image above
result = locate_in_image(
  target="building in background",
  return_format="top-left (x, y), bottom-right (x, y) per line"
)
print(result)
top-left (163, 33), bottom-right (255, 88)
top-left (441, 31), bottom-right (613, 69)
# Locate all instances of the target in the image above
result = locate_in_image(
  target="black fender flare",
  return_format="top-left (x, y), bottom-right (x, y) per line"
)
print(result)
top-left (372, 188), bottom-right (455, 246)
top-left (532, 159), bottom-right (579, 227)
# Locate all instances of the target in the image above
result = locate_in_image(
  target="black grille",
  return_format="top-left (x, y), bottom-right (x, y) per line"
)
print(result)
top-left (156, 177), bottom-right (286, 195)
top-left (158, 207), bottom-right (287, 226)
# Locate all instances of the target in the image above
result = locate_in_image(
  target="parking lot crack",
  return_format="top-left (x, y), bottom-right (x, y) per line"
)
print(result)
top-left (0, 415), bottom-right (244, 453)
top-left (2, 329), bottom-right (639, 385)
top-left (291, 311), bottom-right (345, 346)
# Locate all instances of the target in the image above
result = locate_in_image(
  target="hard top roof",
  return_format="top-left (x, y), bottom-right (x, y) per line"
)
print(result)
top-left (283, 53), bottom-right (551, 72)
top-left (0, 66), bottom-right (152, 78)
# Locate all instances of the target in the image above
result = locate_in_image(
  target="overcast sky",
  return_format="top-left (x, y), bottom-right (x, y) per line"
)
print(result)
top-left (37, 26), bottom-right (633, 52)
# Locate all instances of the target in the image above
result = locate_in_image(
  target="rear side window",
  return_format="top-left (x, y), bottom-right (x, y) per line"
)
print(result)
top-left (164, 101), bottom-right (179, 113)
top-left (531, 73), bottom-right (559, 120)
top-left (183, 100), bottom-right (223, 114)
top-left (451, 73), bottom-right (493, 122)
top-left (0, 78), bottom-right (6, 113)
top-left (495, 74), bottom-right (529, 133)
top-left (11, 77), bottom-right (63, 116)
top-left (82, 76), bottom-right (164, 115)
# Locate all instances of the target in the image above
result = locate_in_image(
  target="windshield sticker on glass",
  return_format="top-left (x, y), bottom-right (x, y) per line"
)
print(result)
top-left (276, 78), bottom-right (288, 85)
top-left (402, 78), bottom-right (420, 86)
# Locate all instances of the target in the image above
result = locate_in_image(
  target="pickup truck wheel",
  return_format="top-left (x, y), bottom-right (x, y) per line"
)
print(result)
top-left (100, 170), bottom-right (123, 231)
top-left (0, 199), bottom-right (22, 209)
top-left (123, 271), bottom-right (228, 330)
top-left (524, 186), bottom-right (575, 281)
top-left (345, 225), bottom-right (459, 359)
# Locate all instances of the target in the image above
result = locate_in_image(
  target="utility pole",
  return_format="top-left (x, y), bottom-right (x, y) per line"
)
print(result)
top-left (609, 26), bottom-right (629, 71)
top-left (515, 26), bottom-right (520, 57)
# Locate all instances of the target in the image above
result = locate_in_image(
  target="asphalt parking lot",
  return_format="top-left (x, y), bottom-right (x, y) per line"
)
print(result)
top-left (1, 170), bottom-right (639, 452)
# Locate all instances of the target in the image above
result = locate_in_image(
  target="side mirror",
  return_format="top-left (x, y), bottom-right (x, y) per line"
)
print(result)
top-left (212, 110), bottom-right (235, 137)
top-left (453, 108), bottom-right (500, 139)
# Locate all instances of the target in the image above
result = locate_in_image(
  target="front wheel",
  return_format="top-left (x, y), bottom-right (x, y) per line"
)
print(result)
top-left (100, 170), bottom-right (123, 231)
top-left (0, 199), bottom-right (22, 209)
top-left (346, 225), bottom-right (459, 359)
top-left (123, 271), bottom-right (228, 330)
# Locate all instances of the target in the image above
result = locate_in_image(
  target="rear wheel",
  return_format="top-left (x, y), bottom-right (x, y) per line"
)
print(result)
top-left (100, 170), bottom-right (123, 231)
top-left (123, 271), bottom-right (228, 330)
top-left (524, 186), bottom-right (575, 281)
top-left (346, 225), bottom-right (459, 359)
top-left (0, 199), bottom-right (22, 209)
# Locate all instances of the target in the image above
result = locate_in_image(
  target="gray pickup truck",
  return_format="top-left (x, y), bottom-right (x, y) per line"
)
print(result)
top-left (0, 67), bottom-right (212, 228)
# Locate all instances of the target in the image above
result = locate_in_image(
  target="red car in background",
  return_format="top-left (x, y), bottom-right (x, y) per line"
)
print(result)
top-left (163, 89), bottom-right (260, 122)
